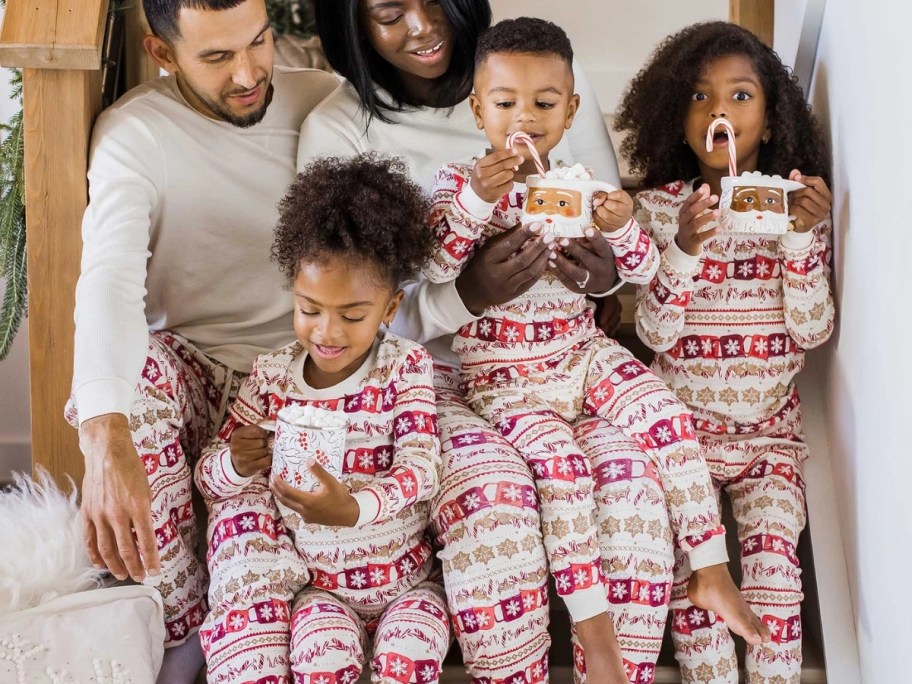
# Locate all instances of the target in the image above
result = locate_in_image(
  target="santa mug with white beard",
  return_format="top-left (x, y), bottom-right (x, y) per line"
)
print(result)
top-left (522, 163), bottom-right (618, 238)
top-left (719, 171), bottom-right (805, 235)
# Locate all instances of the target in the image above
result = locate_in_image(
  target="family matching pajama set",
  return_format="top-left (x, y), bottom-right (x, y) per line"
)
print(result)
top-left (196, 333), bottom-right (449, 684)
top-left (67, 67), bottom-right (341, 648)
top-left (423, 161), bottom-right (729, 676)
top-left (635, 180), bottom-right (835, 684)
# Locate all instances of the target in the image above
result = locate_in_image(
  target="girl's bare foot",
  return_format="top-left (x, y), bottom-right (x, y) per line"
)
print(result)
top-left (688, 562), bottom-right (771, 645)
top-left (575, 612), bottom-right (631, 684)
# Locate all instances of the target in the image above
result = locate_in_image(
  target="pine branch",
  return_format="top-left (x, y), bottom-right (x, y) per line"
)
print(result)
top-left (0, 68), bottom-right (25, 360)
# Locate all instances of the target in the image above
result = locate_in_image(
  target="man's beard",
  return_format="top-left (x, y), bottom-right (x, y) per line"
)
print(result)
top-left (187, 77), bottom-right (272, 128)
top-left (721, 209), bottom-right (790, 235)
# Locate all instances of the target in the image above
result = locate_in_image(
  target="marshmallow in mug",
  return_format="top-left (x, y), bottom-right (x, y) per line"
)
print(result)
top-left (719, 171), bottom-right (805, 235)
top-left (273, 405), bottom-right (347, 492)
top-left (278, 404), bottom-right (347, 429)
top-left (522, 163), bottom-right (617, 237)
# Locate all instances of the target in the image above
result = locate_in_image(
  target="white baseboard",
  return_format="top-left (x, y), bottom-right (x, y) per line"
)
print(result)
top-left (0, 441), bottom-right (32, 481)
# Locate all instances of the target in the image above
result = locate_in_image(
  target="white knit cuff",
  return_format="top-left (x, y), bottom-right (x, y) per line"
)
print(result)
top-left (353, 489), bottom-right (382, 527)
top-left (563, 585), bottom-right (610, 622)
top-left (687, 534), bottom-right (729, 571)
top-left (779, 228), bottom-right (815, 252)
top-left (73, 378), bottom-right (136, 425)
top-left (221, 449), bottom-right (254, 488)
top-left (455, 183), bottom-right (500, 221)
top-left (664, 239), bottom-right (702, 275)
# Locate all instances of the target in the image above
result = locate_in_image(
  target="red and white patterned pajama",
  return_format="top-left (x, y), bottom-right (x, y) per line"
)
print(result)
top-left (635, 180), bottom-right (835, 683)
top-left (423, 161), bottom-right (726, 632)
top-left (196, 333), bottom-right (449, 684)
top-left (433, 367), bottom-right (676, 684)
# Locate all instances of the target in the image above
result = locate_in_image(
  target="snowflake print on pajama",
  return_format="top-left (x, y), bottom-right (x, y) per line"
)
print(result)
top-left (634, 181), bottom-right (835, 684)
top-left (65, 330), bottom-right (246, 647)
top-left (196, 333), bottom-right (450, 683)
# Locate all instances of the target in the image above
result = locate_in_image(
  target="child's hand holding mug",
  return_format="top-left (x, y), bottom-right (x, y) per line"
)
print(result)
top-left (676, 183), bottom-right (720, 256)
top-left (592, 189), bottom-right (634, 233)
top-left (229, 424), bottom-right (272, 477)
top-left (271, 461), bottom-right (360, 527)
top-left (787, 170), bottom-right (832, 233)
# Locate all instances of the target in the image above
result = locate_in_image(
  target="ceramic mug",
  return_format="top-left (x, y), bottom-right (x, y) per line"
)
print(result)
top-left (272, 409), bottom-right (347, 492)
top-left (719, 171), bottom-right (805, 235)
top-left (522, 176), bottom-right (618, 237)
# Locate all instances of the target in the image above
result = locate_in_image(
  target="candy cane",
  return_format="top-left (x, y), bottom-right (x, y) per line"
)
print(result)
top-left (705, 117), bottom-right (737, 177)
top-left (506, 131), bottom-right (546, 176)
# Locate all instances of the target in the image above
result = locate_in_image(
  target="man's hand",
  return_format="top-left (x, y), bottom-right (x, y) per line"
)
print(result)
top-left (271, 463), bottom-right (359, 527)
top-left (548, 227), bottom-right (620, 295)
top-left (455, 223), bottom-right (550, 315)
top-left (592, 293), bottom-right (623, 337)
top-left (79, 414), bottom-right (160, 582)
top-left (229, 424), bottom-right (272, 477)
top-left (469, 148), bottom-right (524, 203)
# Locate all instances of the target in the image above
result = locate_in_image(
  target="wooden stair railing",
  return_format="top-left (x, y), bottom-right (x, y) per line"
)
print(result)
top-left (0, 0), bottom-right (157, 489)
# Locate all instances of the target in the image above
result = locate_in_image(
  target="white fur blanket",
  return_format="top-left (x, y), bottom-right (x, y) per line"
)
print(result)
top-left (0, 471), bottom-right (165, 683)
top-left (0, 470), bottom-right (105, 615)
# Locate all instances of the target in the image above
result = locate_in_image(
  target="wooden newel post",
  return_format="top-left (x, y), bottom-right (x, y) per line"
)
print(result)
top-left (0, 0), bottom-right (110, 489)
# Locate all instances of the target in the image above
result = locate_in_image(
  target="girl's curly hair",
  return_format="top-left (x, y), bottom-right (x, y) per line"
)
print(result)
top-left (272, 153), bottom-right (435, 290)
top-left (615, 21), bottom-right (830, 189)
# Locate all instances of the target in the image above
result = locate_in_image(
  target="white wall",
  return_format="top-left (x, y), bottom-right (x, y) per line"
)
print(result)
top-left (493, 1), bottom-right (727, 112)
top-left (0, 5), bottom-right (32, 479)
top-left (809, 0), bottom-right (912, 680)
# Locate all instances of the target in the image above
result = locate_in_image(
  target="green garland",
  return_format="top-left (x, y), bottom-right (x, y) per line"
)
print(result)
top-left (0, 1), bottom-right (313, 361)
top-left (0, 64), bottom-right (24, 361)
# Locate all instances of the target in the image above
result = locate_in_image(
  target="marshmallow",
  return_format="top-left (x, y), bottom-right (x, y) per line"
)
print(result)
top-left (542, 163), bottom-right (592, 181)
top-left (278, 404), bottom-right (347, 430)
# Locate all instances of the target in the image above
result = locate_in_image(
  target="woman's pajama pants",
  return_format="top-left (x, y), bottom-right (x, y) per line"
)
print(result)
top-left (670, 394), bottom-right (808, 684)
top-left (434, 365), bottom-right (676, 684)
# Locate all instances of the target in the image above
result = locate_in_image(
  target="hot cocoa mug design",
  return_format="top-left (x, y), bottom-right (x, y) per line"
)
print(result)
top-left (522, 174), bottom-right (618, 238)
top-left (272, 405), bottom-right (347, 492)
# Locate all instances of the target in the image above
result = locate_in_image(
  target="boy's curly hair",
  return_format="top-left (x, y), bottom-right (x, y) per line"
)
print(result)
top-left (475, 16), bottom-right (573, 68)
top-left (272, 153), bottom-right (434, 290)
top-left (615, 21), bottom-right (830, 189)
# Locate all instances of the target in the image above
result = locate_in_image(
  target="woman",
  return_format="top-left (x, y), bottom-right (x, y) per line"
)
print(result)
top-left (298, 2), bottom-right (675, 682)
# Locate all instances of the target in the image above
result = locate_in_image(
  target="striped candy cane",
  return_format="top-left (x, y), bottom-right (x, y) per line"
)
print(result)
top-left (506, 131), bottom-right (547, 176)
top-left (705, 117), bottom-right (737, 177)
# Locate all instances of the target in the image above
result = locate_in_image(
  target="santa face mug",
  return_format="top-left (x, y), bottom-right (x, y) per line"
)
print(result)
top-left (719, 171), bottom-right (805, 235)
top-left (522, 164), bottom-right (617, 238)
top-left (272, 404), bottom-right (347, 492)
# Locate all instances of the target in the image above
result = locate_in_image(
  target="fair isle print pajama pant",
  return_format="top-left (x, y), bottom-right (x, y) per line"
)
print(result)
top-left (671, 402), bottom-right (808, 684)
top-left (433, 366), bottom-right (675, 684)
top-left (202, 489), bottom-right (450, 684)
top-left (65, 330), bottom-right (243, 647)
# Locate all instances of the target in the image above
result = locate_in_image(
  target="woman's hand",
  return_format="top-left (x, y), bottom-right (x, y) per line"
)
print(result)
top-left (788, 170), bottom-right (832, 233)
top-left (229, 424), bottom-right (271, 478)
top-left (547, 227), bottom-right (620, 295)
top-left (271, 463), bottom-right (360, 527)
top-left (455, 223), bottom-right (550, 315)
top-left (676, 183), bottom-right (719, 256)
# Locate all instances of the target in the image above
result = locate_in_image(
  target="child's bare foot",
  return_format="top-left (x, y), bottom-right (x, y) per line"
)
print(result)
top-left (575, 612), bottom-right (631, 684)
top-left (688, 562), bottom-right (771, 645)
